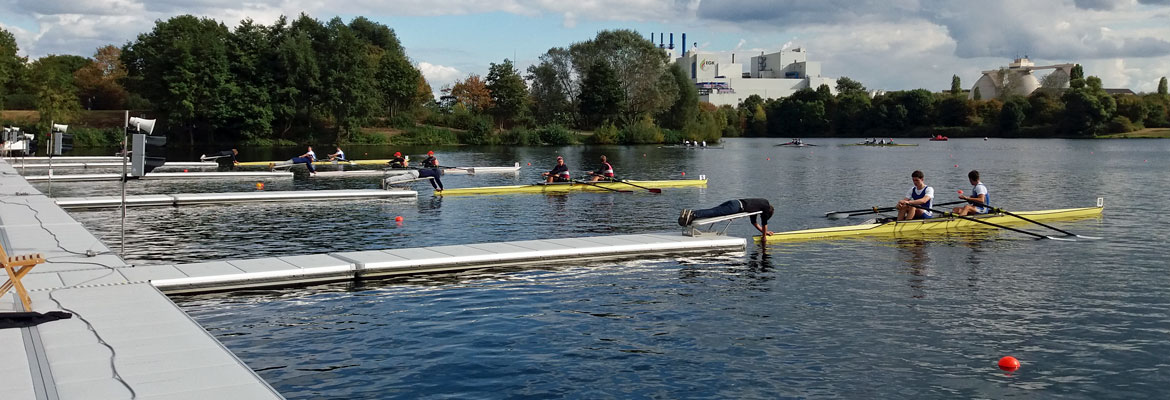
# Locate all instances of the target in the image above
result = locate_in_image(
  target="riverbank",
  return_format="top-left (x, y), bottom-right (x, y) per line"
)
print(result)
top-left (1096, 128), bottom-right (1170, 138)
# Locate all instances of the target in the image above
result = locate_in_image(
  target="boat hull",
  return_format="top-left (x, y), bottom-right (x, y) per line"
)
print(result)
top-left (439, 179), bottom-right (707, 196)
top-left (759, 204), bottom-right (1103, 242)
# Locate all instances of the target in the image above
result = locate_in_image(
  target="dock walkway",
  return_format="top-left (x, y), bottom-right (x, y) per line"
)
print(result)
top-left (2, 159), bottom-right (747, 398)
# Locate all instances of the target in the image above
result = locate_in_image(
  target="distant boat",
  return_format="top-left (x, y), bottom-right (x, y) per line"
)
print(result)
top-left (929, 135), bottom-right (949, 141)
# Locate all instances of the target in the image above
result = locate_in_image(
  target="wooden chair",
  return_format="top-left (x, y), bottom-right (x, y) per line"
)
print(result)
top-left (1, 243), bottom-right (45, 311)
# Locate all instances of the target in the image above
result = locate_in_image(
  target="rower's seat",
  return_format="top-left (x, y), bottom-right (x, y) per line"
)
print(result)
top-left (684, 211), bottom-right (762, 237)
top-left (2, 242), bottom-right (45, 311)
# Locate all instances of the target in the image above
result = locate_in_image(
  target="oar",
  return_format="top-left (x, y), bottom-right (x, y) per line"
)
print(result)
top-left (572, 180), bottom-right (632, 193)
top-left (990, 207), bottom-right (1101, 239)
top-left (437, 165), bottom-right (473, 172)
top-left (826, 201), bottom-right (965, 219)
top-left (614, 179), bottom-right (662, 193)
top-left (910, 204), bottom-right (1073, 241)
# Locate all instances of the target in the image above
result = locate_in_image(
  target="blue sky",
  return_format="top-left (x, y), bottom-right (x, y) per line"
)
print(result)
top-left (3, 0), bottom-right (1170, 97)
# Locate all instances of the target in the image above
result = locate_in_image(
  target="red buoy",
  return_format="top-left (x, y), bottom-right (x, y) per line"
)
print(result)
top-left (255, 182), bottom-right (264, 190)
top-left (394, 216), bottom-right (404, 222)
top-left (998, 356), bottom-right (1020, 371)
top-left (681, 172), bottom-right (686, 176)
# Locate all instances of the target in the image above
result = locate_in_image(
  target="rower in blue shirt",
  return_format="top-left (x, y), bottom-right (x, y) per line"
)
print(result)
top-left (952, 170), bottom-right (990, 216)
top-left (896, 170), bottom-right (934, 220)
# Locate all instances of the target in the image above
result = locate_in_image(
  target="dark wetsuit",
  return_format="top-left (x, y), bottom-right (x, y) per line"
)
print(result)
top-left (547, 164), bottom-right (570, 182)
top-left (210, 150), bottom-right (237, 167)
top-left (693, 198), bottom-right (773, 226)
top-left (418, 155), bottom-right (443, 190)
top-left (388, 156), bottom-right (407, 168)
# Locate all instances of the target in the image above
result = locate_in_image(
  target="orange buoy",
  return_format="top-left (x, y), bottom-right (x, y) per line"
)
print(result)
top-left (998, 356), bottom-right (1020, 371)
top-left (958, 189), bottom-right (964, 194)
top-left (767, 157), bottom-right (771, 161)
top-left (395, 216), bottom-right (404, 222)
top-left (255, 182), bottom-right (264, 190)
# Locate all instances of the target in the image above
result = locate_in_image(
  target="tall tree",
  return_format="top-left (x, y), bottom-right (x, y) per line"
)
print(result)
top-left (320, 17), bottom-right (379, 141)
top-left (271, 15), bottom-right (323, 138)
top-left (577, 61), bottom-right (623, 129)
top-left (0, 28), bottom-right (27, 110)
top-left (998, 98), bottom-right (1026, 133)
top-left (485, 59), bottom-right (527, 128)
top-left (375, 51), bottom-right (420, 119)
top-left (220, 18), bottom-right (275, 142)
top-left (450, 74), bottom-right (492, 113)
top-left (122, 15), bottom-right (234, 141)
top-left (569, 30), bottom-right (677, 122)
top-left (73, 45), bottom-right (129, 110)
top-left (29, 55), bottom-right (86, 127)
top-left (1158, 77), bottom-right (1168, 96)
top-left (950, 75), bottom-right (962, 95)
top-left (658, 63), bottom-right (698, 130)
top-left (1069, 64), bottom-right (1085, 89)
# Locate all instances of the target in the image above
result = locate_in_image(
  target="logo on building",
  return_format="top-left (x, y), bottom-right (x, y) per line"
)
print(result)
top-left (700, 59), bottom-right (716, 71)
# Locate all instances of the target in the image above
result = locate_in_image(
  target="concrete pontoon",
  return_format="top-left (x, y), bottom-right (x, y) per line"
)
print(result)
top-left (57, 189), bottom-right (418, 210)
top-left (24, 171), bottom-right (293, 182)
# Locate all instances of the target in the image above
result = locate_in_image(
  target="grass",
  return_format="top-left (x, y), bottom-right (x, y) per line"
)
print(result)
top-left (1098, 128), bottom-right (1170, 139)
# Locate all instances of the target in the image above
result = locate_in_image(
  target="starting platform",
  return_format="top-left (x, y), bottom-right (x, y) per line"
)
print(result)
top-left (56, 189), bottom-right (417, 210)
top-left (684, 211), bottom-right (762, 237)
top-left (24, 171), bottom-right (293, 182)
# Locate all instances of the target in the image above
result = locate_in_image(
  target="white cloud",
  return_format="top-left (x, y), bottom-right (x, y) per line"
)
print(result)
top-left (417, 61), bottom-right (462, 97)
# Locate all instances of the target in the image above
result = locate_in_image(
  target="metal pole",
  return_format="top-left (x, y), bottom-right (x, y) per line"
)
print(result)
top-left (121, 111), bottom-right (128, 256)
top-left (47, 120), bottom-right (53, 196)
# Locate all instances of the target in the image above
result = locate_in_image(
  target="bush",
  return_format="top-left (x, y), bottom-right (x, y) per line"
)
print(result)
top-left (70, 126), bottom-right (123, 147)
top-left (347, 129), bottom-right (390, 144)
top-left (536, 124), bottom-right (576, 145)
top-left (500, 127), bottom-right (541, 145)
top-left (661, 128), bottom-right (682, 145)
top-left (395, 125), bottom-right (459, 145)
top-left (1106, 116), bottom-right (1139, 134)
top-left (588, 122), bottom-right (620, 144)
top-left (620, 115), bottom-right (664, 144)
top-left (461, 117), bottom-right (494, 145)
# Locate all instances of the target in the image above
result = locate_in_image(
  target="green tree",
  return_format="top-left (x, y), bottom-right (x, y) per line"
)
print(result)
top-left (321, 17), bottom-right (379, 141)
top-left (486, 58), bottom-right (528, 128)
top-left (577, 61), bottom-right (623, 129)
top-left (526, 48), bottom-right (577, 126)
top-left (220, 18), bottom-right (275, 142)
top-left (832, 91), bottom-right (871, 136)
top-left (659, 63), bottom-right (698, 130)
top-left (375, 51), bottom-right (420, 120)
top-left (1060, 75), bottom-right (1115, 137)
top-left (270, 15), bottom-right (323, 138)
top-left (834, 76), bottom-right (867, 97)
top-left (1159, 77), bottom-right (1168, 96)
top-left (750, 103), bottom-right (767, 137)
top-left (123, 15), bottom-right (234, 141)
top-left (936, 96), bottom-right (975, 127)
top-left (950, 75), bottom-right (961, 95)
top-left (569, 29), bottom-right (677, 122)
top-left (1025, 90), bottom-right (1064, 126)
top-left (0, 28), bottom-right (28, 109)
top-left (998, 98), bottom-right (1026, 133)
top-left (1069, 64), bottom-right (1085, 89)
top-left (1114, 94), bottom-right (1149, 127)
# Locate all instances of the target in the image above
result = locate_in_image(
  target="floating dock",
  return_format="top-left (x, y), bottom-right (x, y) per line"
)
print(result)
top-left (24, 171), bottom-right (293, 182)
top-left (4, 156), bottom-right (125, 163)
top-left (57, 189), bottom-right (417, 210)
top-left (13, 161), bottom-right (218, 169)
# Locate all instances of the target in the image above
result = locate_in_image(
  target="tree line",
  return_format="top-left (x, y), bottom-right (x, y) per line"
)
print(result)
top-left (734, 67), bottom-right (1170, 138)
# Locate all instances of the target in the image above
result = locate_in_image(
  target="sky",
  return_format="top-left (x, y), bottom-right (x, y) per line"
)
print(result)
top-left (3, 0), bottom-right (1170, 97)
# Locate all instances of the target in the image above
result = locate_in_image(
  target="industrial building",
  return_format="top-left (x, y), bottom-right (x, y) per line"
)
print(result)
top-left (651, 33), bottom-right (838, 107)
top-left (969, 57), bottom-right (1074, 99)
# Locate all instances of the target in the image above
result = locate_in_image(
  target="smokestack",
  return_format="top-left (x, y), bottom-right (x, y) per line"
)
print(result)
top-left (659, 33), bottom-right (664, 48)
top-left (649, 32), bottom-right (653, 42)
top-left (732, 53), bottom-right (735, 63)
top-left (682, 33), bottom-right (687, 55)
top-left (669, 33), bottom-right (674, 50)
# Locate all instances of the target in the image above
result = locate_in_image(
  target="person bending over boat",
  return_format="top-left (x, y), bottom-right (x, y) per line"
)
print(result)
top-left (201, 149), bottom-right (239, 167)
top-left (542, 156), bottom-right (570, 183)
top-left (951, 170), bottom-right (990, 216)
top-left (327, 146), bottom-right (346, 161)
top-left (586, 155), bottom-right (614, 182)
top-left (678, 198), bottom-right (775, 236)
top-left (388, 152), bottom-right (408, 168)
top-left (895, 170), bottom-right (933, 220)
top-left (284, 146), bottom-right (317, 174)
top-left (416, 150), bottom-right (443, 191)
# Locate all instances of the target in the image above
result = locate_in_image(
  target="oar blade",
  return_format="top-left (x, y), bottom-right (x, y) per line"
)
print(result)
top-left (649, 188), bottom-right (663, 194)
top-left (826, 212), bottom-right (850, 220)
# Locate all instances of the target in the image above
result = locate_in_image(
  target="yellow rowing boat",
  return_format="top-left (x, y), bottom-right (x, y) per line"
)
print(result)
top-left (758, 200), bottom-right (1103, 242)
top-left (438, 179), bottom-right (707, 196)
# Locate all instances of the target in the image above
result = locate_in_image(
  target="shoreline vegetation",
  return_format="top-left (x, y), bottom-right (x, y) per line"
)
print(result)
top-left (3, 15), bottom-right (1169, 149)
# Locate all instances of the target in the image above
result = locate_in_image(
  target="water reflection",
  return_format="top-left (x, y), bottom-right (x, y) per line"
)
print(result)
top-left (895, 238), bottom-right (930, 299)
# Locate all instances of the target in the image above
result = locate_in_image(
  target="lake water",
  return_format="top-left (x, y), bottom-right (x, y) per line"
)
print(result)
top-left (49, 138), bottom-right (1170, 398)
